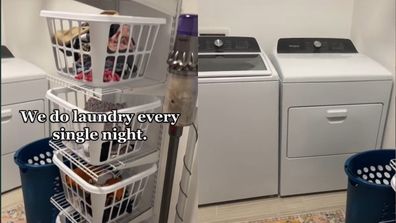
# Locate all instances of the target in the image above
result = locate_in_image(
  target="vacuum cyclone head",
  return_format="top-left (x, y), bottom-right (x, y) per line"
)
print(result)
top-left (167, 14), bottom-right (198, 75)
top-left (164, 14), bottom-right (198, 127)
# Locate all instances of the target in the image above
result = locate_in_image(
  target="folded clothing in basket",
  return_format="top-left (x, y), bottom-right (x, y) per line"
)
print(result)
top-left (54, 11), bottom-right (138, 82)
top-left (74, 55), bottom-right (138, 82)
top-left (65, 167), bottom-right (125, 203)
top-left (84, 98), bottom-right (135, 162)
top-left (84, 97), bottom-right (127, 120)
top-left (53, 25), bottom-right (90, 47)
top-left (107, 24), bottom-right (136, 53)
top-left (100, 140), bottom-right (135, 162)
top-left (64, 167), bottom-right (135, 222)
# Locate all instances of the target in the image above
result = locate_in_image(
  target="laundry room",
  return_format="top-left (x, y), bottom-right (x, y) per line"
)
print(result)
top-left (197, 0), bottom-right (395, 222)
top-left (1, 0), bottom-right (396, 223)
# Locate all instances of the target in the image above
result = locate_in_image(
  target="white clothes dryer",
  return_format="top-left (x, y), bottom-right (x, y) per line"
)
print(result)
top-left (273, 38), bottom-right (393, 196)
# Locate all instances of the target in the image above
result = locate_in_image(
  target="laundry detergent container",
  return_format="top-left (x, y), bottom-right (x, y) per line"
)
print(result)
top-left (344, 149), bottom-right (395, 223)
top-left (14, 137), bottom-right (63, 223)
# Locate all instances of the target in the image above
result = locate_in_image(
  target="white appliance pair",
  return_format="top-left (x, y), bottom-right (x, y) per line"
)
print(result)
top-left (198, 37), bottom-right (393, 204)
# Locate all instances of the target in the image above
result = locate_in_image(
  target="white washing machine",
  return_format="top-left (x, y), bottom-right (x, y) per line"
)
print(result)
top-left (273, 38), bottom-right (393, 196)
top-left (1, 47), bottom-right (48, 193)
top-left (198, 36), bottom-right (279, 205)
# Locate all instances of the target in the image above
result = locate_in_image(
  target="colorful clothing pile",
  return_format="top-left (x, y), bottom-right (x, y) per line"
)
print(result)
top-left (73, 24), bottom-right (137, 82)
top-left (55, 22), bottom-right (137, 82)
top-left (74, 55), bottom-right (137, 82)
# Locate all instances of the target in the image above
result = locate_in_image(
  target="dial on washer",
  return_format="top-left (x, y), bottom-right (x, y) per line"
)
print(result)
top-left (313, 40), bottom-right (322, 49)
top-left (214, 39), bottom-right (224, 48)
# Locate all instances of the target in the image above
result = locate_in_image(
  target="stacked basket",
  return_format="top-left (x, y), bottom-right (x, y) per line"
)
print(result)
top-left (41, 10), bottom-right (166, 223)
top-left (41, 10), bottom-right (165, 87)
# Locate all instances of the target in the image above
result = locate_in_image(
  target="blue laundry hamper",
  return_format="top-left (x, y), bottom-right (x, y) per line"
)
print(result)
top-left (14, 137), bottom-right (63, 223)
top-left (344, 149), bottom-right (396, 223)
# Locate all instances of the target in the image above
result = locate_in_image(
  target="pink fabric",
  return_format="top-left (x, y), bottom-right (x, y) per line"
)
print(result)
top-left (108, 25), bottom-right (135, 52)
top-left (76, 70), bottom-right (120, 82)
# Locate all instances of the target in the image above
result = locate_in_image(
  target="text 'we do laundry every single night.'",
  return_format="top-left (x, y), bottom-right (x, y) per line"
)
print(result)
top-left (19, 109), bottom-right (180, 144)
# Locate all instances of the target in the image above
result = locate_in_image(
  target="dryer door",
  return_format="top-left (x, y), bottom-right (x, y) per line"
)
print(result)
top-left (287, 103), bottom-right (383, 158)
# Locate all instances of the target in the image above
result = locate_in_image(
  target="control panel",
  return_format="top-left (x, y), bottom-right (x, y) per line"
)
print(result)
top-left (199, 36), bottom-right (261, 53)
top-left (277, 38), bottom-right (358, 53)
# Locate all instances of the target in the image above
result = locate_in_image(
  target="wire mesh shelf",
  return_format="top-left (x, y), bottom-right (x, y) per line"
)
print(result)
top-left (50, 140), bottom-right (160, 183)
top-left (48, 75), bottom-right (130, 100)
top-left (51, 193), bottom-right (89, 223)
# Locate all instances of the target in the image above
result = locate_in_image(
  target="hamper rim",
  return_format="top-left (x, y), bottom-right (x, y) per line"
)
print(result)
top-left (46, 87), bottom-right (162, 114)
top-left (344, 149), bottom-right (396, 188)
top-left (40, 10), bottom-right (166, 24)
top-left (53, 151), bottom-right (158, 193)
top-left (14, 137), bottom-right (57, 168)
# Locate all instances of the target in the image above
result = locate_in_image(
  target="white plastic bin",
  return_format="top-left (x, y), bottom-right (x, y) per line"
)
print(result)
top-left (53, 151), bottom-right (157, 223)
top-left (40, 10), bottom-right (166, 87)
top-left (46, 87), bottom-right (162, 165)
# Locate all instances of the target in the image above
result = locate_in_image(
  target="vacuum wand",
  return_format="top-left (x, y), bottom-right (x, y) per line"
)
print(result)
top-left (159, 14), bottom-right (198, 223)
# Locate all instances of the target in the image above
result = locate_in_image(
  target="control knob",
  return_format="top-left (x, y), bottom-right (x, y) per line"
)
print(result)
top-left (214, 39), bottom-right (224, 48)
top-left (313, 40), bottom-right (322, 49)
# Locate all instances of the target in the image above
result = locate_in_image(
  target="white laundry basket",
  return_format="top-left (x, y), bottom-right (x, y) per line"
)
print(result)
top-left (53, 151), bottom-right (157, 223)
top-left (46, 87), bottom-right (162, 165)
top-left (40, 10), bottom-right (166, 87)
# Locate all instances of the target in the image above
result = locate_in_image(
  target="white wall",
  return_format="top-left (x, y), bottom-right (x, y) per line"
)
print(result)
top-left (1, 5), bottom-right (5, 45)
top-left (198, 0), bottom-right (354, 54)
top-left (351, 0), bottom-right (396, 148)
top-left (182, 0), bottom-right (198, 14)
top-left (2, 0), bottom-right (102, 75)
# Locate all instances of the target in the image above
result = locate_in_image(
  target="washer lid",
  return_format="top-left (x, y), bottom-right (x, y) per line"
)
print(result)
top-left (1, 58), bottom-right (47, 83)
top-left (199, 53), bottom-right (272, 77)
top-left (275, 53), bottom-right (392, 82)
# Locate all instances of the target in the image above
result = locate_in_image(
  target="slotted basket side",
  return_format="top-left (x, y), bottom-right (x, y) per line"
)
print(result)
top-left (41, 10), bottom-right (165, 87)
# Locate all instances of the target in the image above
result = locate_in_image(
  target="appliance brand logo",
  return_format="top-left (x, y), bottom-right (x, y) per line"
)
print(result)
top-left (288, 44), bottom-right (300, 48)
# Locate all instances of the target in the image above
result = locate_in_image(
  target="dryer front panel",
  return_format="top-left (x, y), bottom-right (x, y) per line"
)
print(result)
top-left (287, 104), bottom-right (383, 158)
top-left (279, 80), bottom-right (392, 196)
